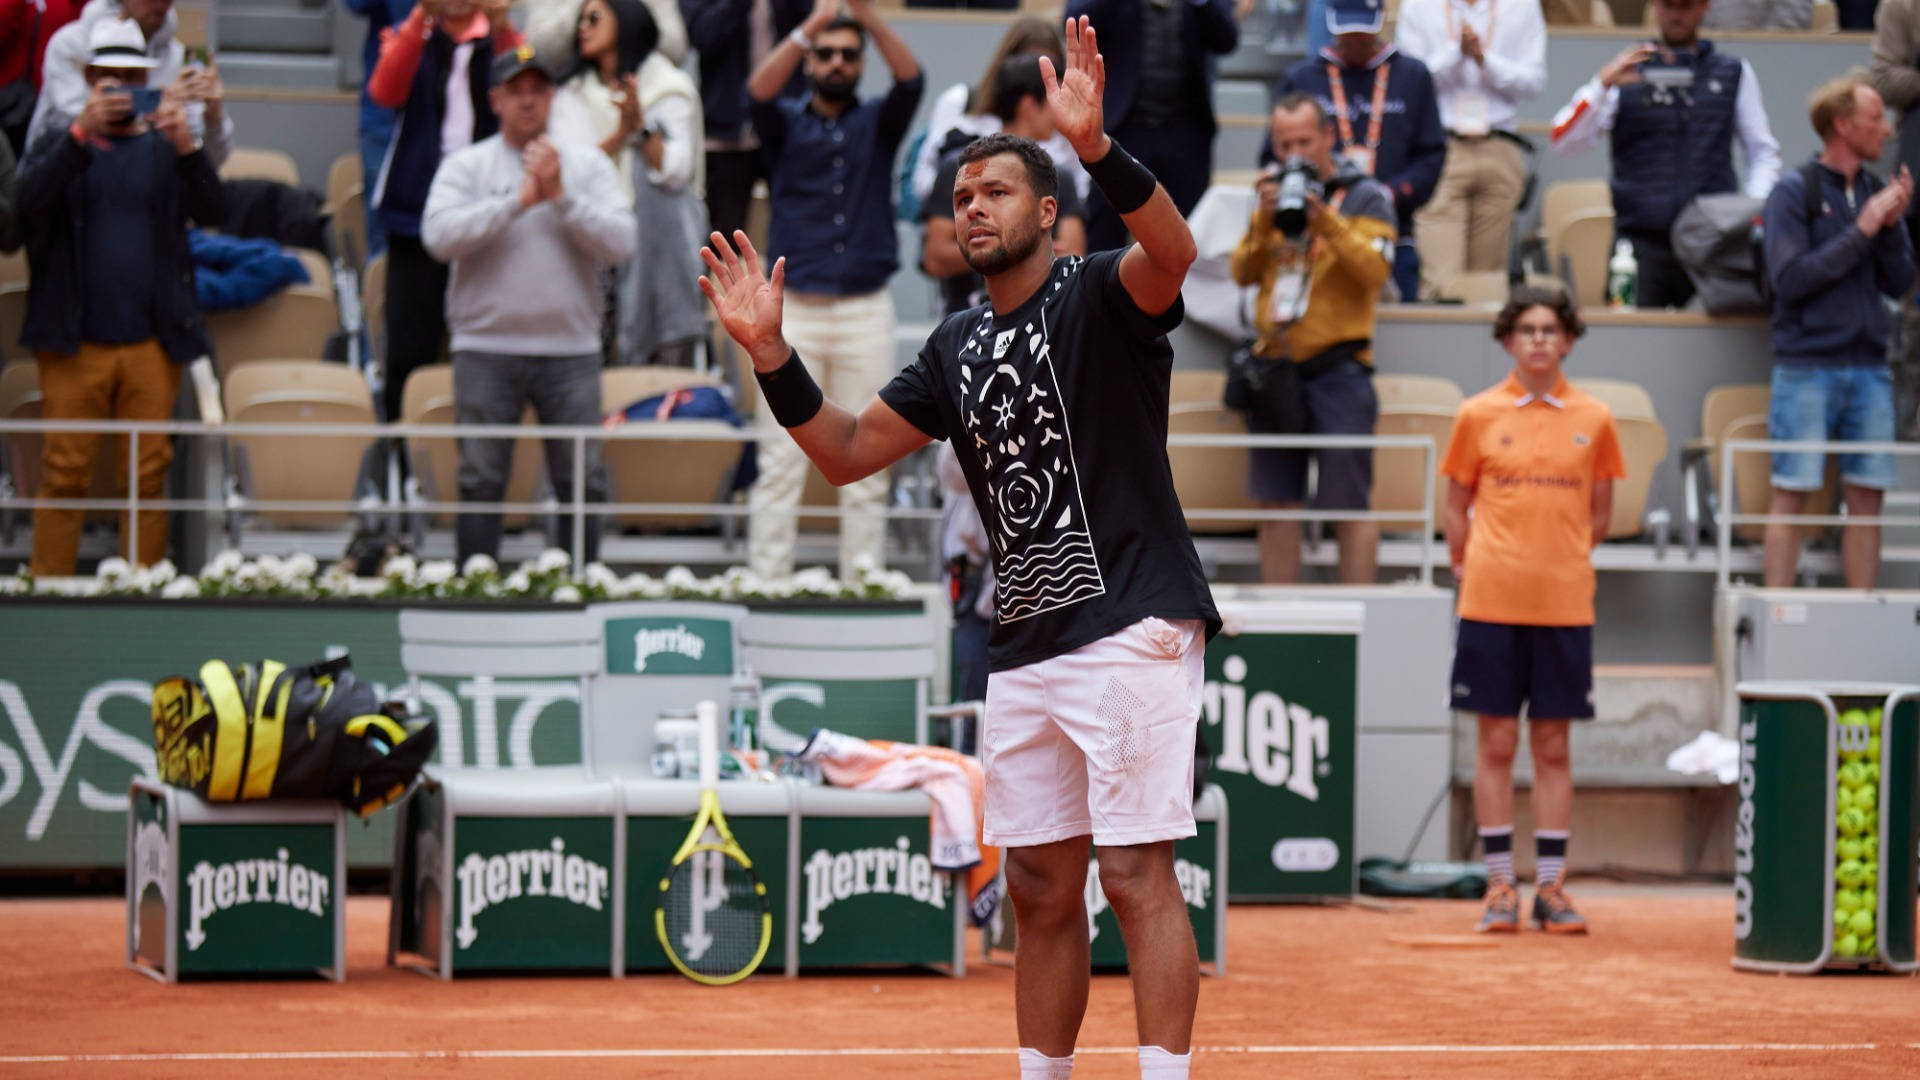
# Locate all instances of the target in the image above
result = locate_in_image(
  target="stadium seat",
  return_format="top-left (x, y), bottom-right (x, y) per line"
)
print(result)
top-left (1682, 382), bottom-right (1768, 545)
top-left (1167, 402), bottom-right (1262, 533)
top-left (222, 360), bottom-right (376, 531)
top-left (324, 151), bottom-right (361, 216)
top-left (291, 247), bottom-right (335, 302)
top-left (332, 188), bottom-right (368, 269)
top-left (0, 362), bottom-right (125, 541)
top-left (740, 610), bottom-right (939, 745)
top-left (217, 147), bottom-right (302, 187)
top-left (1374, 372), bottom-right (1464, 411)
top-left (205, 277), bottom-right (340, 375)
top-left (600, 367), bottom-right (748, 531)
top-left (0, 247), bottom-right (25, 286)
top-left (1536, 180), bottom-right (1611, 248)
top-left (1574, 377), bottom-right (1669, 539)
top-left (1554, 209), bottom-right (1616, 309)
top-left (1371, 374), bottom-right (1463, 535)
top-left (0, 281), bottom-right (24, 356)
top-left (1591, 0), bottom-right (1615, 25)
top-left (399, 363), bottom-right (546, 529)
top-left (1812, 0), bottom-right (1837, 30)
top-left (1170, 369), bottom-right (1228, 408)
top-left (363, 253), bottom-right (387, 373)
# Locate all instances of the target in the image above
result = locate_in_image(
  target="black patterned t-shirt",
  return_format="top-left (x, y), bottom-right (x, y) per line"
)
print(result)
top-left (879, 251), bottom-right (1221, 672)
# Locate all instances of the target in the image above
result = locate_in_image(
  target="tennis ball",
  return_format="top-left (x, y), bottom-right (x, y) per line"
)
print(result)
top-left (1858, 934), bottom-right (1875, 956)
top-left (1835, 887), bottom-right (1864, 913)
top-left (1848, 909), bottom-right (1875, 937)
top-left (1838, 837), bottom-right (1865, 863)
top-left (1867, 707), bottom-right (1882, 735)
top-left (1836, 906), bottom-right (1852, 934)
top-left (1835, 932), bottom-right (1860, 958)
top-left (1836, 786), bottom-right (1857, 812)
top-left (1840, 707), bottom-right (1869, 728)
top-left (1862, 860), bottom-right (1878, 890)
top-left (1837, 858), bottom-right (1868, 889)
top-left (1865, 809), bottom-right (1879, 837)
top-left (1865, 761), bottom-right (1881, 785)
top-left (1861, 889), bottom-right (1877, 914)
top-left (1861, 834), bottom-right (1878, 864)
top-left (1838, 761), bottom-right (1868, 788)
top-left (1866, 735), bottom-right (1880, 760)
top-left (1838, 806), bottom-right (1868, 837)
top-left (1851, 783), bottom-right (1877, 810)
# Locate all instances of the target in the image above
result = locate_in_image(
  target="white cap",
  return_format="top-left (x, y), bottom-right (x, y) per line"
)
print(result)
top-left (87, 18), bottom-right (161, 70)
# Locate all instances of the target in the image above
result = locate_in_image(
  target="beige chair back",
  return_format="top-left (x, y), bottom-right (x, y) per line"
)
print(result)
top-left (601, 368), bottom-right (745, 530)
top-left (363, 253), bottom-right (387, 372)
top-left (223, 361), bottom-right (375, 529)
top-left (1538, 180), bottom-right (1612, 247)
top-left (1554, 210), bottom-right (1617, 308)
top-left (1608, 415), bottom-right (1670, 538)
top-left (1168, 403), bottom-right (1260, 533)
top-left (1372, 405), bottom-right (1455, 533)
top-left (1170, 369), bottom-right (1228, 408)
top-left (400, 363), bottom-right (545, 527)
top-left (325, 152), bottom-right (362, 213)
top-left (1590, 0), bottom-right (1616, 25)
top-left (1573, 377), bottom-right (1658, 422)
top-left (1811, 0), bottom-right (1837, 30)
top-left (333, 190), bottom-right (369, 269)
top-left (0, 248), bottom-right (26, 287)
top-left (292, 247), bottom-right (335, 302)
top-left (1375, 373), bottom-right (1464, 411)
top-left (205, 282), bottom-right (340, 375)
top-left (1723, 412), bottom-right (1840, 543)
top-left (218, 147), bottom-right (302, 187)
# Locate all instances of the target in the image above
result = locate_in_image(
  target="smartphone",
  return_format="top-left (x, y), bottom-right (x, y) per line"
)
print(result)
top-left (184, 45), bottom-right (211, 69)
top-left (126, 86), bottom-right (164, 115)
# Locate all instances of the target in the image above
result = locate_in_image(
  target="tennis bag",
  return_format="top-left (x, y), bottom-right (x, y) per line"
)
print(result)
top-left (151, 655), bottom-right (437, 816)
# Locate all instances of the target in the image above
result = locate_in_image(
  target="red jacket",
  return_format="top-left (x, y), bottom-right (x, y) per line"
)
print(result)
top-left (0, 0), bottom-right (83, 87)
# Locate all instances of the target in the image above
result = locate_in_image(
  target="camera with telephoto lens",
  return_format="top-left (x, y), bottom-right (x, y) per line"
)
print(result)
top-left (1267, 156), bottom-right (1356, 239)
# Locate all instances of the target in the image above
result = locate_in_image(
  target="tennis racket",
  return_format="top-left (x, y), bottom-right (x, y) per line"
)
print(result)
top-left (656, 699), bottom-right (772, 985)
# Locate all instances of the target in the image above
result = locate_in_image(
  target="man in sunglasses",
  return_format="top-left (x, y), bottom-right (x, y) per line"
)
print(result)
top-left (742, 0), bottom-right (922, 581)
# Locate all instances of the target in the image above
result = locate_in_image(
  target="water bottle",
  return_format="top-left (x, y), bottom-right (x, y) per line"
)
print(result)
top-left (1606, 239), bottom-right (1638, 310)
top-left (727, 670), bottom-right (760, 755)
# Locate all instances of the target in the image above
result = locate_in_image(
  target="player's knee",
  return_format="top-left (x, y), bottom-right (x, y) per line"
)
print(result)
top-left (1095, 849), bottom-right (1174, 916)
top-left (1006, 855), bottom-right (1084, 925)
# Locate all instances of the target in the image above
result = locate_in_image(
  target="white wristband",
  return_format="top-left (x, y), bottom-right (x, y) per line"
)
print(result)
top-left (788, 27), bottom-right (812, 51)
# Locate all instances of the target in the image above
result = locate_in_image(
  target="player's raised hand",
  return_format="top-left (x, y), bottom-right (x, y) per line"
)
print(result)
top-left (699, 230), bottom-right (790, 371)
top-left (1040, 16), bottom-right (1108, 162)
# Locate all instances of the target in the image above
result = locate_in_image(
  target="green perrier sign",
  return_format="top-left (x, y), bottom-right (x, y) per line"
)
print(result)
top-left (603, 617), bottom-right (736, 676)
top-left (1202, 620), bottom-right (1357, 899)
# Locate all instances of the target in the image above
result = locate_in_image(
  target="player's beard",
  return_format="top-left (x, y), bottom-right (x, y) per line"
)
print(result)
top-left (964, 213), bottom-right (1045, 278)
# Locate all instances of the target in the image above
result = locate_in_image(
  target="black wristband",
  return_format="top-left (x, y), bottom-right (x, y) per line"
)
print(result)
top-left (1081, 139), bottom-right (1157, 216)
top-left (755, 349), bottom-right (825, 428)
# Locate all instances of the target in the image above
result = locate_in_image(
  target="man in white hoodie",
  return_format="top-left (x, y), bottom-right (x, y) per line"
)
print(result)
top-left (422, 43), bottom-right (637, 566)
top-left (27, 0), bottom-right (232, 165)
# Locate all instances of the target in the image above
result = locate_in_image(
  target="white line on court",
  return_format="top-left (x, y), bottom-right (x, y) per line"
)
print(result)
top-left (1, 1043), bottom-right (1915, 1064)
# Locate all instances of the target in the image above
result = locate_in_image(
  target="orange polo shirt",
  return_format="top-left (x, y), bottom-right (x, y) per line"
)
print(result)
top-left (1442, 374), bottom-right (1627, 627)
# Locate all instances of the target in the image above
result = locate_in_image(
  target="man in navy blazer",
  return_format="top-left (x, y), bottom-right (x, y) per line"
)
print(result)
top-left (1066, 0), bottom-right (1242, 251)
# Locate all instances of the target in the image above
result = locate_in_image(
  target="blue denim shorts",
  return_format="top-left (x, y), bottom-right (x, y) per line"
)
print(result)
top-left (1768, 364), bottom-right (1896, 491)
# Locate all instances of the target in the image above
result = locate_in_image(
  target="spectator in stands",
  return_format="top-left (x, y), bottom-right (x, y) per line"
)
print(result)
top-left (16, 18), bottom-right (222, 575)
top-left (367, 0), bottom-right (523, 425)
top-left (1444, 287), bottom-right (1624, 937)
top-left (1230, 93), bottom-right (1394, 584)
top-left (1273, 0), bottom-right (1446, 301)
top-left (0, 137), bottom-right (16, 257)
top-left (1550, 0), bottom-right (1780, 310)
top-left (1702, 0), bottom-right (1811, 29)
top-left (422, 45), bottom-right (636, 565)
top-left (921, 55), bottom-right (1086, 317)
top-left (551, 0), bottom-right (708, 366)
top-left (682, 0), bottom-right (810, 246)
top-left (30, 0), bottom-right (232, 166)
top-left (1872, 0), bottom-right (1920, 440)
top-left (1837, 0), bottom-right (1879, 30)
top-left (1065, 0), bottom-right (1240, 251)
top-left (1761, 73), bottom-right (1913, 590)
top-left (907, 18), bottom-right (1086, 214)
top-left (526, 0), bottom-right (685, 70)
top-left (341, 0), bottom-right (415, 260)
top-left (1395, 0), bottom-right (1545, 299)
top-left (743, 0), bottom-right (921, 579)
top-left (1, 0), bottom-right (84, 154)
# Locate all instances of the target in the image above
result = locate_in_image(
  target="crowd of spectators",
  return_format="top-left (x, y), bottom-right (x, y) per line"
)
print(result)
top-left (0, 0), bottom-right (1915, 589)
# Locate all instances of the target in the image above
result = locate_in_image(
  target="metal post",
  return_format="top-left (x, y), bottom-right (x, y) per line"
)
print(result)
top-left (1419, 435), bottom-right (1436, 585)
top-left (571, 431), bottom-right (587, 577)
top-left (126, 428), bottom-right (140, 565)
top-left (1716, 440), bottom-right (1734, 589)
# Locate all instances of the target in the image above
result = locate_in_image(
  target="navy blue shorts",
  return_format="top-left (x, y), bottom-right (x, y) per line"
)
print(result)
top-left (1248, 358), bottom-right (1377, 509)
top-left (1449, 619), bottom-right (1595, 720)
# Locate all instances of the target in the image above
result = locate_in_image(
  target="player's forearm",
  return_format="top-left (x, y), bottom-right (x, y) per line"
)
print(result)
top-left (1120, 184), bottom-right (1198, 277)
top-left (788, 400), bottom-right (872, 486)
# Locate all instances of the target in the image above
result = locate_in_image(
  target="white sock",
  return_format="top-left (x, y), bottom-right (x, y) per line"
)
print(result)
top-left (1138, 1045), bottom-right (1191, 1079)
top-left (1018, 1047), bottom-right (1074, 1079)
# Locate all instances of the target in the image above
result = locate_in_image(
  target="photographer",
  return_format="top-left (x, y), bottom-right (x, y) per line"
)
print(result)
top-left (1549, 0), bottom-right (1779, 309)
top-left (1230, 93), bottom-right (1394, 585)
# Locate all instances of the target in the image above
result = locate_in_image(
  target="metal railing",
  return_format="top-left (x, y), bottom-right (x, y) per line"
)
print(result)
top-left (1716, 438), bottom-right (1920, 588)
top-left (0, 418), bottom-right (1441, 582)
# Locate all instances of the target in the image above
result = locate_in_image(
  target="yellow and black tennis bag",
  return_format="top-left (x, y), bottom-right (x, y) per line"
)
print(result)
top-left (151, 655), bottom-right (437, 816)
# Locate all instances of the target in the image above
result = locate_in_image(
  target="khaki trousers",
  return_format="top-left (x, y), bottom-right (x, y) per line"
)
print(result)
top-left (32, 341), bottom-right (181, 576)
top-left (1415, 134), bottom-right (1528, 299)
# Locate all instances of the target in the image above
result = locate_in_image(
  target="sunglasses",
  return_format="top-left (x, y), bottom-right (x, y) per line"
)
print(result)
top-left (812, 46), bottom-right (860, 63)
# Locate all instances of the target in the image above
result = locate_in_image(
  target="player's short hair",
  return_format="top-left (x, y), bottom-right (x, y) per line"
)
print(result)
top-left (957, 132), bottom-right (1058, 201)
top-left (988, 55), bottom-right (1049, 126)
top-left (1809, 69), bottom-right (1874, 140)
top-left (1493, 285), bottom-right (1585, 342)
top-left (1272, 92), bottom-right (1330, 129)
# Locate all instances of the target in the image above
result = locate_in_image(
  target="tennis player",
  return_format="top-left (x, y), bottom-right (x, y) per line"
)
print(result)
top-left (699, 17), bottom-right (1218, 1079)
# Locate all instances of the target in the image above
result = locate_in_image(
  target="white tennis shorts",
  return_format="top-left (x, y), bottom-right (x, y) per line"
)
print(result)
top-left (981, 616), bottom-right (1205, 849)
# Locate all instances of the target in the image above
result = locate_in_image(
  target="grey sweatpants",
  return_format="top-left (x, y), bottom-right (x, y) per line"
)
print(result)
top-left (453, 350), bottom-right (608, 564)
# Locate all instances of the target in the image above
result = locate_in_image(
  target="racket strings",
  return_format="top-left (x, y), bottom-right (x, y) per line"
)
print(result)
top-left (661, 850), bottom-right (766, 979)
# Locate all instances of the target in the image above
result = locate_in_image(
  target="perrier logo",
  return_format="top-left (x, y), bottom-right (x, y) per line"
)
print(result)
top-left (456, 837), bottom-right (610, 948)
top-left (1203, 653), bottom-right (1331, 801)
top-left (185, 849), bottom-right (330, 951)
top-left (801, 837), bottom-right (947, 944)
top-left (633, 624), bottom-right (707, 673)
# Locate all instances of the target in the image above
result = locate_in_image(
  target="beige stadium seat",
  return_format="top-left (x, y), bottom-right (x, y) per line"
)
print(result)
top-left (1554, 210), bottom-right (1616, 309)
top-left (1812, 0), bottom-right (1837, 30)
top-left (1721, 412), bottom-right (1841, 544)
top-left (1373, 406), bottom-right (1456, 533)
top-left (0, 247), bottom-right (26, 286)
top-left (400, 363), bottom-right (545, 528)
top-left (363, 253), bottom-right (387, 371)
top-left (291, 247), bottom-right (335, 302)
top-left (205, 278), bottom-right (340, 375)
top-left (218, 147), bottom-right (301, 187)
top-left (223, 361), bottom-right (375, 530)
top-left (325, 152), bottom-right (361, 214)
top-left (1573, 377), bottom-right (1657, 422)
top-left (1168, 402), bottom-right (1261, 533)
top-left (1574, 378), bottom-right (1667, 538)
top-left (0, 281), bottom-right (24, 354)
top-left (601, 367), bottom-right (747, 530)
top-left (333, 189), bottom-right (369, 268)
top-left (1590, 0), bottom-right (1615, 25)
top-left (1170, 369), bottom-right (1228, 408)
top-left (1, 363), bottom-right (122, 538)
top-left (1538, 180), bottom-right (1611, 248)
top-left (1374, 373), bottom-right (1464, 411)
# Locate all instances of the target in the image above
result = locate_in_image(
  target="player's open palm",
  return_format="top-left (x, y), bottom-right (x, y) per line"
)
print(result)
top-left (1041, 16), bottom-right (1106, 160)
top-left (698, 230), bottom-right (788, 371)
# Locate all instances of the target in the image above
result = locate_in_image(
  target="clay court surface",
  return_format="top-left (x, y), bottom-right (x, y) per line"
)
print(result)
top-left (3, 886), bottom-right (1915, 1078)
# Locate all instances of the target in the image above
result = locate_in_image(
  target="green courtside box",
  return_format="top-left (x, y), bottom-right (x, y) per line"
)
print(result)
top-left (1732, 682), bottom-right (1918, 974)
top-left (791, 786), bottom-right (968, 974)
top-left (126, 779), bottom-right (345, 982)
top-left (388, 766), bottom-right (623, 977)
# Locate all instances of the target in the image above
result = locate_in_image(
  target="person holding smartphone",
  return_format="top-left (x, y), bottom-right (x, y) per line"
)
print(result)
top-left (15, 16), bottom-right (224, 575)
top-left (1548, 0), bottom-right (1780, 309)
